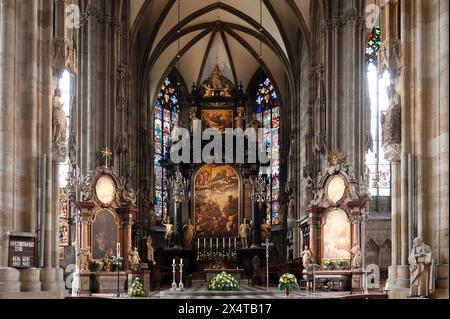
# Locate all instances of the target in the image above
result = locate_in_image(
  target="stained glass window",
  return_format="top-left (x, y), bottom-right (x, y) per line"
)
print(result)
top-left (365, 28), bottom-right (392, 213)
top-left (256, 78), bottom-right (280, 225)
top-left (154, 78), bottom-right (179, 222)
top-left (366, 28), bottom-right (381, 65)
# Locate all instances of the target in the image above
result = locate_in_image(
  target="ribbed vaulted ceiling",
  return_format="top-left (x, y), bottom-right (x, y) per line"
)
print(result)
top-left (130, 0), bottom-right (310, 105)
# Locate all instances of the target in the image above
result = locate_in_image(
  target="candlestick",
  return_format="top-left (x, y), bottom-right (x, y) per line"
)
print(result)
top-left (178, 259), bottom-right (185, 291)
top-left (170, 259), bottom-right (177, 291)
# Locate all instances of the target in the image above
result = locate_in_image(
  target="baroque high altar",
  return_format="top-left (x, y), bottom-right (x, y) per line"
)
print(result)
top-left (0, 0), bottom-right (447, 301)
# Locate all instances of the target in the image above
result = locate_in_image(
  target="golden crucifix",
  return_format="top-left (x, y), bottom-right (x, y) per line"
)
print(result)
top-left (101, 147), bottom-right (112, 168)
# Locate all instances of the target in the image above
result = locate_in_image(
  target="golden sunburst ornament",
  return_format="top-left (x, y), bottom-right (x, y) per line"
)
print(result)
top-left (327, 150), bottom-right (346, 166)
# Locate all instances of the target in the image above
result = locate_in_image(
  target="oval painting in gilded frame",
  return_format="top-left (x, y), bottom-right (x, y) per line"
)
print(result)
top-left (326, 175), bottom-right (346, 204)
top-left (95, 175), bottom-right (116, 205)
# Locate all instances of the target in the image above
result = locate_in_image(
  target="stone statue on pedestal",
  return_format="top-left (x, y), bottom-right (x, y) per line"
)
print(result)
top-left (260, 222), bottom-right (270, 242)
top-left (163, 219), bottom-right (174, 247)
top-left (183, 218), bottom-right (195, 250)
top-left (52, 88), bottom-right (68, 161)
top-left (349, 244), bottom-right (362, 269)
top-left (79, 246), bottom-right (91, 272)
top-left (128, 247), bottom-right (141, 270)
top-left (235, 111), bottom-right (246, 130)
top-left (239, 218), bottom-right (250, 248)
top-left (408, 237), bottom-right (435, 298)
top-left (302, 246), bottom-right (313, 269)
top-left (52, 88), bottom-right (67, 144)
top-left (146, 236), bottom-right (155, 265)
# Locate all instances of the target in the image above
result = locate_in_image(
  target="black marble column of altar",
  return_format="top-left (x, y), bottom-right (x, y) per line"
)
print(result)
top-left (172, 202), bottom-right (183, 249)
top-left (250, 184), bottom-right (262, 248)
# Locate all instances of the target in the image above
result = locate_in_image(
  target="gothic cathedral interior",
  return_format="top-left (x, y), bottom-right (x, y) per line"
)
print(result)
top-left (0, 0), bottom-right (448, 304)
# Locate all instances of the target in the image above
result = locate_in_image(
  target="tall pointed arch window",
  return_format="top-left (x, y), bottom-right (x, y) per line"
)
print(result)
top-left (154, 78), bottom-right (180, 221)
top-left (256, 78), bottom-right (280, 225)
top-left (365, 27), bottom-right (392, 213)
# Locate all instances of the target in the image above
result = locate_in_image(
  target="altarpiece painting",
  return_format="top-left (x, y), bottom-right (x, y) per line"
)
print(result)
top-left (194, 164), bottom-right (240, 237)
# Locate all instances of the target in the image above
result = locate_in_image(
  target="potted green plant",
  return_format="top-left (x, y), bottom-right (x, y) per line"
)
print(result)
top-left (278, 273), bottom-right (299, 296)
top-left (322, 259), bottom-right (333, 270)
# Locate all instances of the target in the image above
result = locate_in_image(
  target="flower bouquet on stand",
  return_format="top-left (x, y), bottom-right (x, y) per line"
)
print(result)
top-left (111, 256), bottom-right (123, 272)
top-left (128, 277), bottom-right (145, 297)
top-left (278, 273), bottom-right (299, 296)
top-left (208, 272), bottom-right (240, 291)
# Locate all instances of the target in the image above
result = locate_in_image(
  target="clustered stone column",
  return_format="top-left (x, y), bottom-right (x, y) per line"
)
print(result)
top-left (0, 0), bottom-right (64, 295)
top-left (321, 5), bottom-right (367, 179)
top-left (384, 0), bottom-right (449, 296)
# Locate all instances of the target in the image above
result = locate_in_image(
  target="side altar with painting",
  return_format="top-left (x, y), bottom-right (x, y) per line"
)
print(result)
top-left (301, 151), bottom-right (370, 291)
top-left (71, 148), bottom-right (140, 296)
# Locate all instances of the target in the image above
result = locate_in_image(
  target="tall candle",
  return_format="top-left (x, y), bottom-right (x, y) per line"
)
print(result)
top-left (197, 238), bottom-right (200, 251)
top-left (203, 238), bottom-right (206, 252)
top-left (210, 238), bottom-right (212, 252)
top-left (116, 242), bottom-right (120, 257)
top-left (234, 238), bottom-right (237, 250)
top-left (180, 258), bottom-right (183, 264)
top-left (229, 238), bottom-right (231, 252)
top-left (216, 238), bottom-right (219, 251)
top-left (173, 258), bottom-right (175, 265)
top-left (222, 238), bottom-right (225, 250)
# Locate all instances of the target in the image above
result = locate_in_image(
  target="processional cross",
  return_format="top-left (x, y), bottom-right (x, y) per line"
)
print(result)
top-left (262, 238), bottom-right (273, 291)
top-left (102, 147), bottom-right (112, 168)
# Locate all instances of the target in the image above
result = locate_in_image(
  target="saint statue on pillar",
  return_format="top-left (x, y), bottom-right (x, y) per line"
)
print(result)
top-left (408, 237), bottom-right (435, 298)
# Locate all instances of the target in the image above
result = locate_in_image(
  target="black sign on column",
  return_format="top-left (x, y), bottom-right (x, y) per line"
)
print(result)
top-left (8, 232), bottom-right (37, 269)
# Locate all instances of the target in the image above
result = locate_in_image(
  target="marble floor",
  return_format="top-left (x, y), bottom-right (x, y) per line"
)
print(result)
top-left (92, 280), bottom-right (385, 299)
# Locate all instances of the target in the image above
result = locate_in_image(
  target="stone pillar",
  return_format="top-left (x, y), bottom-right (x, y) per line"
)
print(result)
top-left (388, 160), bottom-right (401, 286)
top-left (0, 0), bottom-right (20, 293)
top-left (322, 4), bottom-right (367, 179)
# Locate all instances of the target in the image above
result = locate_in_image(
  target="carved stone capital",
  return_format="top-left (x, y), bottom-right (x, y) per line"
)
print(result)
top-left (384, 143), bottom-right (402, 162)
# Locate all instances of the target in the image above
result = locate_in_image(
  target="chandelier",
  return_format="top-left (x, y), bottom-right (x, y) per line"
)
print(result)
top-left (167, 166), bottom-right (188, 204)
top-left (252, 174), bottom-right (268, 208)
